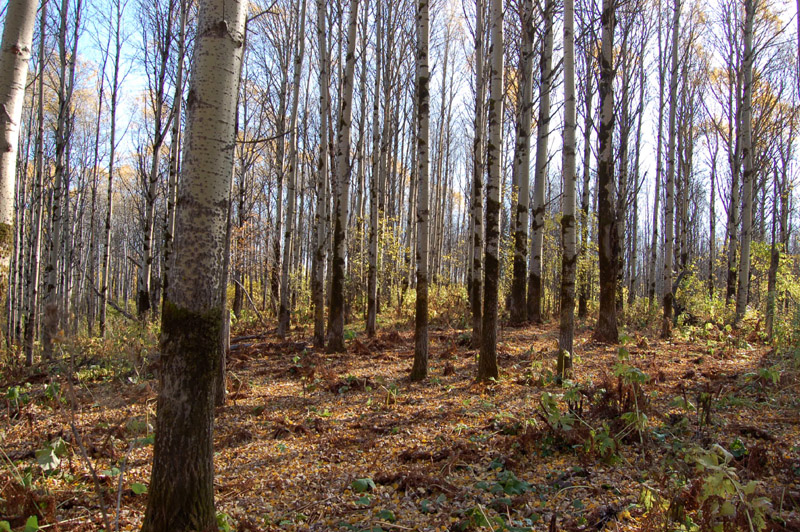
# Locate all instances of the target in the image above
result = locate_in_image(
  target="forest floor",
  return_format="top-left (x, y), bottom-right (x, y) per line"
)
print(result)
top-left (2, 316), bottom-right (800, 531)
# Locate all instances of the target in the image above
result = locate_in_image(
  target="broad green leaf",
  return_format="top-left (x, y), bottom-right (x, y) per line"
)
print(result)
top-left (351, 478), bottom-right (375, 493)
top-left (24, 515), bottom-right (39, 532)
top-left (720, 501), bottom-right (736, 517)
top-left (131, 482), bottom-right (148, 495)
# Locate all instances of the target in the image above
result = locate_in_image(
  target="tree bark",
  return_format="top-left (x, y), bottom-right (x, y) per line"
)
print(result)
top-left (528, 0), bottom-right (554, 324)
top-left (509, 0), bottom-right (534, 325)
top-left (577, 45), bottom-right (593, 318)
top-left (24, 0), bottom-right (47, 364)
top-left (410, 0), bottom-right (429, 381)
top-left (661, 0), bottom-right (680, 338)
top-left (558, 0), bottom-right (577, 379)
top-left (735, 0), bottom-right (756, 324)
top-left (0, 0), bottom-right (37, 290)
top-left (477, 0), bottom-right (502, 382)
top-left (366, 0), bottom-right (383, 338)
top-left (278, 0), bottom-right (307, 338)
top-left (470, 0), bottom-right (485, 348)
top-left (100, 0), bottom-right (124, 339)
top-left (327, 0), bottom-right (360, 353)
top-left (140, 0), bottom-right (245, 529)
top-left (594, 0), bottom-right (619, 344)
top-left (311, 0), bottom-right (330, 349)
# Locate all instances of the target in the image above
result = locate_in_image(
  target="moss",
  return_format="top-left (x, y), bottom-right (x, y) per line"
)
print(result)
top-left (160, 299), bottom-right (223, 380)
top-left (143, 299), bottom-right (223, 532)
top-left (0, 221), bottom-right (12, 256)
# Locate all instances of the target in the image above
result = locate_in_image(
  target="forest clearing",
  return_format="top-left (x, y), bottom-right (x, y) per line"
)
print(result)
top-left (2, 309), bottom-right (799, 531)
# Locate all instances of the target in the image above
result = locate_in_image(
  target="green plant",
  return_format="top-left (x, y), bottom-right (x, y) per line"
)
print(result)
top-left (693, 444), bottom-right (772, 531)
top-left (36, 437), bottom-right (68, 473)
top-left (539, 392), bottom-right (575, 432)
top-left (216, 511), bottom-right (233, 532)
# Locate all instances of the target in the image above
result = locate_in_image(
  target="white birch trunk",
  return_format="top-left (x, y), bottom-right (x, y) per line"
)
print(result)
top-left (311, 0), bottom-right (329, 348)
top-left (278, 0), bottom-right (307, 338)
top-left (470, 0), bottom-right (485, 348)
top-left (558, 0), bottom-right (577, 377)
top-left (661, 0), bottom-right (680, 337)
top-left (410, 0), bottom-right (429, 381)
top-left (366, 0), bottom-right (383, 338)
top-left (735, 0), bottom-right (756, 323)
top-left (528, 0), bottom-right (554, 323)
top-left (141, 0), bottom-right (246, 528)
top-left (509, 0), bottom-right (533, 324)
top-left (478, 0), bottom-right (503, 381)
top-left (0, 0), bottom-right (37, 277)
top-left (327, 0), bottom-right (360, 353)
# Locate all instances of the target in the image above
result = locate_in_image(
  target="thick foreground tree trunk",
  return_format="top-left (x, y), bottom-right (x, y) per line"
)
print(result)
top-left (509, 0), bottom-right (533, 325)
top-left (327, 0), bottom-right (360, 353)
top-left (0, 0), bottom-right (38, 276)
top-left (410, 0), bottom-right (429, 381)
top-left (594, 0), bottom-right (618, 344)
top-left (558, 0), bottom-right (577, 378)
top-left (478, 0), bottom-right (503, 382)
top-left (661, 0), bottom-right (680, 338)
top-left (140, 0), bottom-right (245, 529)
top-left (470, 0), bottom-right (485, 348)
top-left (735, 0), bottom-right (756, 324)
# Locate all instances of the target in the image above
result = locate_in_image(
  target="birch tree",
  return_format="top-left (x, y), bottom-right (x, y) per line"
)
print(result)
top-left (661, 0), bottom-right (679, 338)
top-left (470, 0), bottom-right (485, 348)
top-left (136, 0), bottom-right (179, 319)
top-left (327, 0), bottom-right (360, 353)
top-left (99, 0), bottom-right (128, 338)
top-left (594, 0), bottom-right (618, 343)
top-left (278, 0), bottom-right (307, 338)
top-left (735, 0), bottom-right (756, 324)
top-left (311, 0), bottom-right (329, 348)
top-left (410, 0), bottom-right (429, 381)
top-left (0, 0), bottom-right (38, 278)
top-left (477, 0), bottom-right (502, 382)
top-left (558, 0), bottom-right (577, 378)
top-left (649, 0), bottom-right (667, 306)
top-left (528, 0), bottom-right (554, 324)
top-left (509, 0), bottom-right (533, 325)
top-left (140, 0), bottom-right (246, 528)
top-left (43, 0), bottom-right (82, 358)
top-left (366, 0), bottom-right (383, 338)
top-left (23, 0), bottom-right (47, 363)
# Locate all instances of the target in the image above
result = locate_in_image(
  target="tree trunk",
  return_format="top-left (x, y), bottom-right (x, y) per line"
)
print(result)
top-left (509, 0), bottom-right (533, 325)
top-left (100, 0), bottom-right (124, 338)
top-left (557, 0), bottom-right (577, 379)
top-left (311, 0), bottom-right (329, 349)
top-left (477, 0), bottom-right (503, 382)
top-left (0, 0), bottom-right (37, 289)
top-left (594, 0), bottom-right (618, 344)
top-left (528, 0), bottom-right (554, 324)
top-left (24, 0), bottom-right (47, 364)
top-left (140, 0), bottom-right (245, 529)
top-left (735, 0), bottom-right (756, 324)
top-left (661, 0), bottom-right (680, 338)
top-left (577, 45), bottom-right (593, 318)
top-left (410, 0), bottom-right (429, 381)
top-left (44, 0), bottom-right (81, 358)
top-left (278, 0), bottom-right (307, 338)
top-left (162, 0), bottom-right (187, 312)
top-left (366, 0), bottom-right (383, 338)
top-left (327, 0), bottom-right (359, 353)
top-left (470, 0), bottom-right (485, 348)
